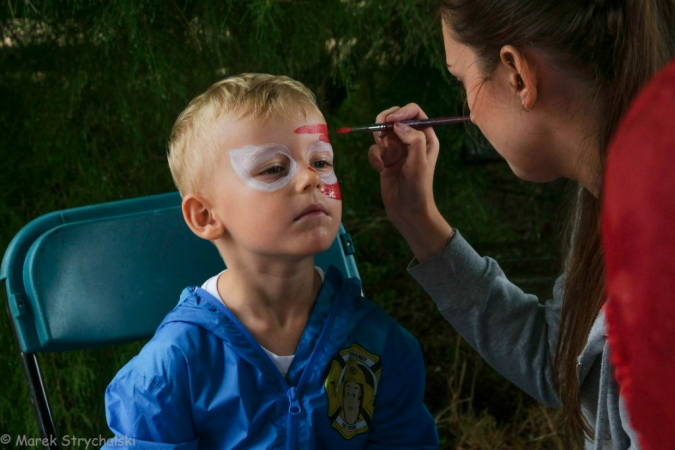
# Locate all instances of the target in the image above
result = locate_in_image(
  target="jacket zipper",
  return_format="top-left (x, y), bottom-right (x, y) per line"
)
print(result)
top-left (197, 285), bottom-right (345, 449)
top-left (283, 289), bottom-right (343, 448)
top-left (286, 386), bottom-right (301, 446)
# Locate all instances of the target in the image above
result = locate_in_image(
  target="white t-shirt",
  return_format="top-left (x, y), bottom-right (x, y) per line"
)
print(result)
top-left (201, 267), bottom-right (325, 377)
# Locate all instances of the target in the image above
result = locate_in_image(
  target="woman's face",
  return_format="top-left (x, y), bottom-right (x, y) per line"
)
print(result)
top-left (442, 20), bottom-right (563, 183)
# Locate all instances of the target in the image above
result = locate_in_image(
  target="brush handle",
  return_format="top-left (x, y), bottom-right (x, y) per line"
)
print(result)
top-left (346, 116), bottom-right (470, 133)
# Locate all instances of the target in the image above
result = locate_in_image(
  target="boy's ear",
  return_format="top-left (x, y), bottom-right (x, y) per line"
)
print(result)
top-left (500, 45), bottom-right (538, 111)
top-left (182, 194), bottom-right (225, 241)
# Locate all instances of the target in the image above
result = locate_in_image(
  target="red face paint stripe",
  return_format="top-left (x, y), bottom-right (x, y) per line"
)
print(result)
top-left (295, 124), bottom-right (330, 143)
top-left (295, 124), bottom-right (327, 134)
top-left (320, 182), bottom-right (341, 201)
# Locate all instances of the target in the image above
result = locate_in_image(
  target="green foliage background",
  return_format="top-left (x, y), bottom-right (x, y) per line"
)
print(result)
top-left (1, 1), bottom-right (568, 448)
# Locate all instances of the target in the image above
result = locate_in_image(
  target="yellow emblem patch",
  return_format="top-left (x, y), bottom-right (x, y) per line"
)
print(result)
top-left (324, 344), bottom-right (382, 439)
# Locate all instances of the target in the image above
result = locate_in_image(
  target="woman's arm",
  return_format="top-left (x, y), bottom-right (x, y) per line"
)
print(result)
top-left (369, 103), bottom-right (561, 407)
top-left (367, 104), bottom-right (454, 263)
top-left (409, 230), bottom-right (562, 408)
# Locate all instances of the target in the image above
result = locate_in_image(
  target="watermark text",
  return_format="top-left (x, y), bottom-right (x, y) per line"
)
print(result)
top-left (1, 434), bottom-right (135, 448)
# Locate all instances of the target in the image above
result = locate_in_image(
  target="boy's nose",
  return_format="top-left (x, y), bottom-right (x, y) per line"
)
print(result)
top-left (297, 165), bottom-right (322, 192)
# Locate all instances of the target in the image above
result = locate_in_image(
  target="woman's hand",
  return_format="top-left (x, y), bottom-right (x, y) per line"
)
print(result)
top-left (368, 103), bottom-right (454, 263)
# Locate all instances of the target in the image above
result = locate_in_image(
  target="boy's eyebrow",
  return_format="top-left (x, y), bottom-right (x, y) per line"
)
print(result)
top-left (295, 124), bottom-right (329, 143)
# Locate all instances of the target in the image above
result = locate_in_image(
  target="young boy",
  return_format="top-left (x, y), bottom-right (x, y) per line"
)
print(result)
top-left (103, 74), bottom-right (439, 449)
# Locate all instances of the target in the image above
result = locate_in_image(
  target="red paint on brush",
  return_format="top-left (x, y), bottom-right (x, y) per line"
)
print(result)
top-left (295, 124), bottom-right (330, 143)
top-left (336, 127), bottom-right (351, 134)
top-left (320, 182), bottom-right (341, 200)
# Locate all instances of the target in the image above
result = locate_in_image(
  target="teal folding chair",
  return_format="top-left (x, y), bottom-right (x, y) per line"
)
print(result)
top-left (1, 192), bottom-right (359, 450)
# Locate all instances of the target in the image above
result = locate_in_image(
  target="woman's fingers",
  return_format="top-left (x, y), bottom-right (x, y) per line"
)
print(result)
top-left (386, 103), bottom-right (429, 122)
top-left (421, 125), bottom-right (440, 160)
top-left (374, 106), bottom-right (400, 146)
top-left (391, 122), bottom-right (429, 172)
top-left (368, 144), bottom-right (385, 173)
top-left (375, 105), bottom-right (401, 124)
top-left (374, 103), bottom-right (436, 150)
top-left (369, 136), bottom-right (409, 169)
top-left (371, 101), bottom-right (438, 172)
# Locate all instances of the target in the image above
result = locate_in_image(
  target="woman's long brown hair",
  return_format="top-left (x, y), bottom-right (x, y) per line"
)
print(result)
top-left (440, 0), bottom-right (675, 446)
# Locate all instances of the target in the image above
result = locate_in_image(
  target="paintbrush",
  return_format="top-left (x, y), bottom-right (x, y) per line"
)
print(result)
top-left (336, 116), bottom-right (470, 134)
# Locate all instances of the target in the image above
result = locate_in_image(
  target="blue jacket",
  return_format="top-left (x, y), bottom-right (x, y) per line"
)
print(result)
top-left (103, 267), bottom-right (439, 449)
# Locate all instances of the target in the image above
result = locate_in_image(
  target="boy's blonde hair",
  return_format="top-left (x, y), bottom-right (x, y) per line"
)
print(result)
top-left (168, 73), bottom-right (319, 196)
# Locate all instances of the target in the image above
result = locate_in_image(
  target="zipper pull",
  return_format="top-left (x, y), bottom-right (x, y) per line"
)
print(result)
top-left (287, 387), bottom-right (302, 415)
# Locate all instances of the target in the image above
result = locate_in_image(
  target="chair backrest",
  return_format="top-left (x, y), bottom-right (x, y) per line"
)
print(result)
top-left (1, 192), bottom-right (359, 353)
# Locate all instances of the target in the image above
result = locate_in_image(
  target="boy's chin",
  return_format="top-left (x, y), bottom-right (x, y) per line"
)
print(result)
top-left (291, 233), bottom-right (340, 258)
top-left (299, 238), bottom-right (338, 257)
top-left (248, 227), bottom-right (340, 259)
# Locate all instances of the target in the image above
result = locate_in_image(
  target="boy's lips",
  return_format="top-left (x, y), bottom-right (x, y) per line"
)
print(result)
top-left (294, 203), bottom-right (328, 221)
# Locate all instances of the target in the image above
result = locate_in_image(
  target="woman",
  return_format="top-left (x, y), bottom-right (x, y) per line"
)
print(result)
top-left (367, 1), bottom-right (675, 448)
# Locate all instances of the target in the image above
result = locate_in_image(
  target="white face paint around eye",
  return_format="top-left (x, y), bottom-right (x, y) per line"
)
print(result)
top-left (228, 144), bottom-right (299, 193)
top-left (307, 141), bottom-right (337, 185)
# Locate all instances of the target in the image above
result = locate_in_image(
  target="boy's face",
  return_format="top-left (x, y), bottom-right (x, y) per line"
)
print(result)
top-left (206, 107), bottom-right (342, 260)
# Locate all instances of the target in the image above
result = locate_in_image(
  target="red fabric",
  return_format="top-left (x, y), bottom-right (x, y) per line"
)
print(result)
top-left (602, 58), bottom-right (675, 450)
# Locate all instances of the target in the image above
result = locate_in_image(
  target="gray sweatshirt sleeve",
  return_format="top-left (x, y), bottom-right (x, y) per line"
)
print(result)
top-left (408, 231), bottom-right (562, 408)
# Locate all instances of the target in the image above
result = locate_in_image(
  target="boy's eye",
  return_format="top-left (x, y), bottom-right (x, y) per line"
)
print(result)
top-left (310, 159), bottom-right (333, 171)
top-left (262, 166), bottom-right (285, 175)
top-left (255, 164), bottom-right (289, 179)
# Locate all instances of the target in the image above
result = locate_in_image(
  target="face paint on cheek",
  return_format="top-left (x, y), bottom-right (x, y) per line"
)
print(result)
top-left (228, 144), bottom-right (298, 193)
top-left (320, 182), bottom-right (341, 200)
top-left (307, 141), bottom-right (342, 201)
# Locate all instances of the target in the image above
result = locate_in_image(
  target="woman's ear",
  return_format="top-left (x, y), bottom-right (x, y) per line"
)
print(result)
top-left (500, 45), bottom-right (538, 111)
top-left (182, 193), bottom-right (225, 241)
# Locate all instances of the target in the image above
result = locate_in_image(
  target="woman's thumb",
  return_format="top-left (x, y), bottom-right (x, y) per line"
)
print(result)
top-left (393, 122), bottom-right (426, 167)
